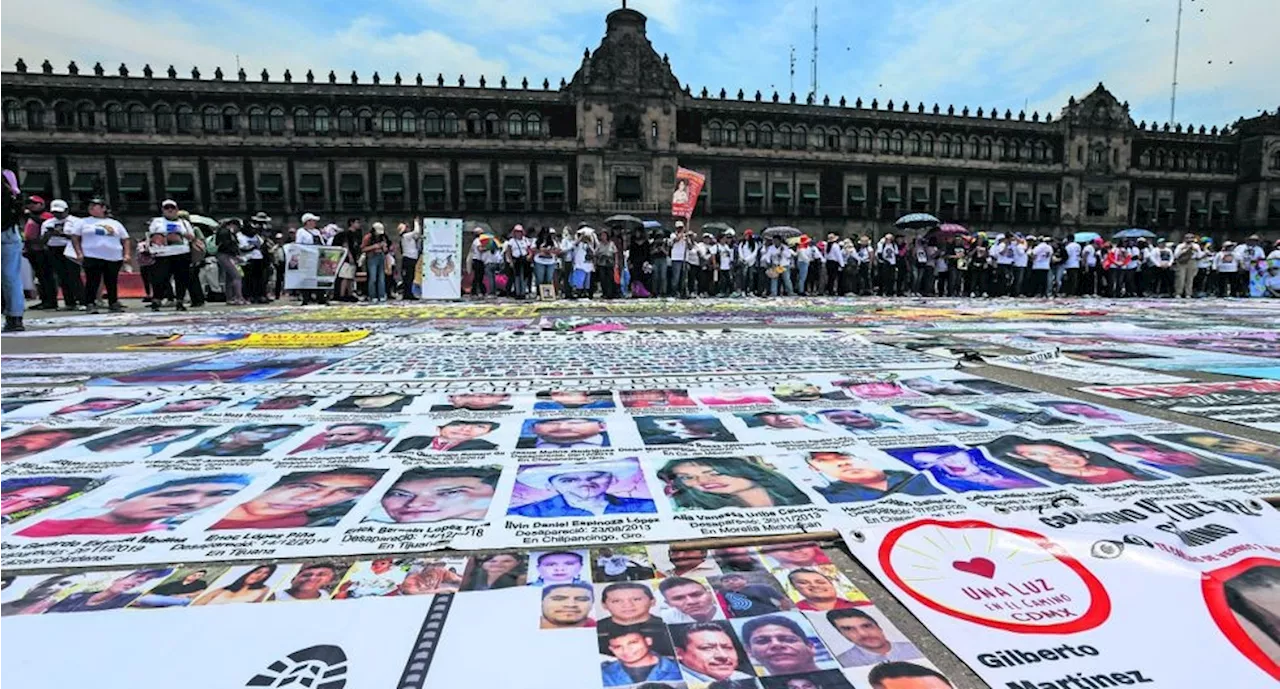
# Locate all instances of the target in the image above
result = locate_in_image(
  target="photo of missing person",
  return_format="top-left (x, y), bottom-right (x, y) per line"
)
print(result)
top-left (364, 466), bottom-right (500, 524)
top-left (232, 394), bottom-right (323, 412)
top-left (1093, 434), bottom-right (1265, 478)
top-left (972, 402), bottom-right (1081, 428)
top-left (710, 571), bottom-right (792, 618)
top-left (811, 607), bottom-right (925, 668)
top-left (47, 568), bottom-right (174, 613)
top-left (333, 558), bottom-right (411, 598)
top-left (391, 420), bottom-right (500, 452)
top-left (818, 407), bottom-right (907, 436)
top-left (528, 550), bottom-right (590, 585)
top-left (287, 422), bottom-right (402, 455)
top-left (270, 561), bottom-right (353, 601)
top-left (50, 396), bottom-right (142, 419)
top-left (1031, 400), bottom-right (1132, 423)
top-left (600, 625), bottom-right (683, 687)
top-left (619, 388), bottom-right (697, 409)
top-left (832, 379), bottom-right (923, 401)
top-left (956, 378), bottom-right (1034, 395)
top-left (399, 557), bottom-right (467, 596)
top-left (130, 565), bottom-right (231, 608)
top-left (713, 546), bottom-right (767, 573)
top-left (980, 436), bottom-right (1165, 486)
top-left (593, 545), bottom-right (658, 582)
top-left (699, 389), bottom-right (777, 406)
top-left (669, 619), bottom-right (756, 684)
top-left (540, 581), bottom-right (596, 629)
top-left (16, 474), bottom-right (253, 537)
top-left (508, 459), bottom-right (657, 518)
top-left (865, 661), bottom-right (957, 689)
top-left (771, 383), bottom-right (849, 403)
top-left (884, 445), bottom-right (1043, 493)
top-left (1, 573), bottom-right (93, 616)
top-left (2, 476), bottom-right (102, 524)
top-left (759, 669), bottom-right (857, 689)
top-left (737, 411), bottom-right (832, 439)
top-left (462, 552), bottom-right (527, 591)
top-left (122, 396), bottom-right (233, 416)
top-left (430, 393), bottom-right (514, 412)
top-left (776, 566), bottom-right (870, 612)
top-left (656, 457), bottom-right (812, 511)
top-left (192, 563), bottom-right (287, 605)
top-left (1, 426), bottom-right (103, 462)
top-left (516, 417), bottom-right (610, 449)
top-left (892, 403), bottom-right (997, 430)
top-left (210, 467), bottom-right (385, 530)
top-left (653, 547), bottom-right (723, 579)
top-left (757, 542), bottom-right (832, 571)
top-left (636, 415), bottom-right (738, 446)
top-left (805, 451), bottom-right (940, 503)
top-left (657, 575), bottom-right (727, 624)
top-left (733, 611), bottom-right (840, 677)
top-left (535, 389), bottom-right (616, 410)
top-left (176, 424), bottom-right (304, 457)
top-left (81, 425), bottom-right (213, 457)
top-left (595, 581), bottom-right (672, 653)
top-left (1221, 564), bottom-right (1280, 664)
top-left (898, 376), bottom-right (979, 397)
top-left (96, 353), bottom-right (345, 385)
top-left (322, 393), bottom-right (416, 414)
top-left (1154, 431), bottom-right (1280, 469)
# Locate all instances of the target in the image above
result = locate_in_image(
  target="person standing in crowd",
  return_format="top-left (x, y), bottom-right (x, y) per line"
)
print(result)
top-left (39, 199), bottom-right (83, 310)
top-left (626, 228), bottom-right (650, 298)
top-left (398, 222), bottom-right (421, 300)
top-left (270, 231), bottom-right (286, 300)
top-left (686, 232), bottom-right (706, 297)
top-left (361, 221), bottom-right (389, 303)
top-left (1236, 235), bottom-right (1265, 297)
top-left (1194, 238), bottom-right (1214, 296)
top-left (715, 231), bottom-right (735, 296)
top-left (645, 228), bottom-right (667, 298)
top-left (69, 197), bottom-right (131, 314)
top-left (1171, 233), bottom-right (1201, 299)
top-left (214, 218), bottom-right (246, 305)
top-left (595, 229), bottom-right (619, 299)
top-left (1082, 238), bottom-right (1099, 296)
top-left (145, 200), bottom-right (196, 311)
top-left (1061, 237), bottom-right (1081, 296)
top-left (504, 224), bottom-right (533, 300)
top-left (534, 226), bottom-right (560, 297)
top-left (294, 213), bottom-right (329, 306)
top-left (1213, 241), bottom-right (1239, 297)
top-left (733, 229), bottom-right (757, 296)
top-left (792, 235), bottom-right (814, 296)
top-left (1029, 236), bottom-right (1052, 297)
top-left (468, 226), bottom-right (487, 298)
top-left (2, 170), bottom-right (26, 331)
top-left (875, 233), bottom-right (897, 296)
top-left (22, 194), bottom-right (57, 311)
top-left (238, 214), bottom-right (269, 304)
top-left (481, 232), bottom-right (505, 297)
top-left (668, 222), bottom-right (689, 298)
top-left (334, 219), bottom-right (362, 302)
top-left (822, 233), bottom-right (844, 295)
top-left (570, 227), bottom-right (598, 298)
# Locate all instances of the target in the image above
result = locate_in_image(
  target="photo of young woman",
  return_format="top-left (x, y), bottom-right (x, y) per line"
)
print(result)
top-left (462, 552), bottom-right (527, 591)
top-left (656, 457), bottom-right (812, 511)
top-left (980, 435), bottom-right (1165, 485)
top-left (191, 564), bottom-right (282, 605)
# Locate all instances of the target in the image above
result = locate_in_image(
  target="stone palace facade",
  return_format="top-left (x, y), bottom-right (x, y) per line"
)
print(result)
top-left (3, 7), bottom-right (1279, 236)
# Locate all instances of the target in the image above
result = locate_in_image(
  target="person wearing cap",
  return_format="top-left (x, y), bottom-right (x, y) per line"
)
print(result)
top-left (68, 198), bottom-right (131, 313)
top-left (1236, 235), bottom-right (1265, 297)
top-left (398, 222), bottom-right (422, 300)
top-left (504, 224), bottom-right (533, 300)
top-left (144, 200), bottom-right (196, 311)
top-left (21, 194), bottom-right (59, 311)
top-left (39, 199), bottom-right (84, 310)
top-left (360, 221), bottom-right (389, 303)
top-left (2, 170), bottom-right (27, 331)
top-left (240, 212), bottom-right (273, 304)
top-left (509, 463), bottom-right (657, 518)
top-left (715, 232), bottom-right (735, 296)
top-left (295, 213), bottom-right (320, 245)
top-left (669, 221), bottom-right (689, 298)
top-left (822, 233), bottom-right (845, 295)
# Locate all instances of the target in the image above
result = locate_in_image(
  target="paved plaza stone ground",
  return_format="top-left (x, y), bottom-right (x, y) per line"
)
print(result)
top-left (3, 295), bottom-right (1278, 689)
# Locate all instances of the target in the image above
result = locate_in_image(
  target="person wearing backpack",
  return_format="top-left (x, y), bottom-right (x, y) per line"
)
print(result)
top-left (0, 151), bottom-right (25, 332)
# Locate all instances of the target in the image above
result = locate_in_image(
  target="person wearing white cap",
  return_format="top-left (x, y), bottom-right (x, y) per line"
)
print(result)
top-left (39, 199), bottom-right (84, 309)
top-left (294, 213), bottom-right (329, 305)
top-left (504, 224), bottom-right (533, 299)
top-left (145, 199), bottom-right (196, 311)
top-left (509, 462), bottom-right (657, 517)
top-left (361, 221), bottom-right (389, 302)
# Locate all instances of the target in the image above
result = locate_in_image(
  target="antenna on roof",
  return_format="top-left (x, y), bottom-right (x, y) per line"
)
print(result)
top-left (809, 0), bottom-right (819, 101)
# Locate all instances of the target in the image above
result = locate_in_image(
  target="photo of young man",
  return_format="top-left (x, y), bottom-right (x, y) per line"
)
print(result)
top-left (595, 582), bottom-right (672, 655)
top-left (805, 451), bottom-right (940, 503)
top-left (176, 424), bottom-right (303, 458)
top-left (287, 422), bottom-right (400, 456)
top-left (654, 547), bottom-right (722, 579)
top-left (210, 468), bottom-right (384, 529)
top-left (783, 568), bottom-right (869, 611)
top-left (540, 582), bottom-right (596, 629)
top-left (50, 396), bottom-right (142, 419)
top-left (670, 620), bottom-right (756, 684)
top-left (271, 562), bottom-right (349, 601)
top-left (636, 415), bottom-right (738, 446)
top-left (892, 404), bottom-right (995, 430)
top-left (234, 394), bottom-right (322, 412)
top-left (759, 542), bottom-right (831, 570)
top-left (430, 393), bottom-right (513, 412)
top-left (82, 425), bottom-right (213, 458)
top-left (365, 466), bottom-right (499, 524)
top-left (1154, 431), bottom-right (1280, 469)
top-left (1, 574), bottom-right (89, 616)
top-left (658, 576), bottom-right (727, 624)
top-left (516, 417), bottom-right (610, 449)
top-left (884, 445), bottom-right (1042, 492)
top-left (17, 474), bottom-right (252, 537)
top-left (867, 661), bottom-right (955, 689)
top-left (535, 390), bottom-right (616, 410)
top-left (529, 550), bottom-right (588, 586)
top-left (737, 612), bottom-right (838, 676)
top-left (711, 572), bottom-right (791, 618)
top-left (333, 558), bottom-right (410, 599)
top-left (592, 546), bottom-right (657, 582)
top-left (323, 393), bottom-right (415, 414)
top-left (390, 420), bottom-right (499, 452)
top-left (600, 629), bottom-right (683, 687)
top-left (48, 568), bottom-right (173, 613)
top-left (619, 389), bottom-right (696, 409)
top-left (1, 427), bottom-right (102, 462)
top-left (508, 460), bottom-right (656, 518)
top-left (823, 608), bottom-right (924, 667)
top-left (130, 566), bottom-right (227, 608)
top-left (2, 476), bottom-right (98, 524)
top-left (1092, 434), bottom-right (1262, 478)
top-left (126, 396), bottom-right (232, 416)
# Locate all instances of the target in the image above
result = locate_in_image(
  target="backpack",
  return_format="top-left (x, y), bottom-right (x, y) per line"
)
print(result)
top-left (0, 169), bottom-right (22, 229)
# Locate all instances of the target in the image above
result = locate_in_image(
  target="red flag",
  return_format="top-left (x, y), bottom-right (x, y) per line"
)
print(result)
top-left (671, 167), bottom-right (705, 219)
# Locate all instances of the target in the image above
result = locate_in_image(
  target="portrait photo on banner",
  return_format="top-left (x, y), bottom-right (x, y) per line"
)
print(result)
top-left (655, 456), bottom-right (812, 511)
top-left (508, 458), bottom-right (657, 518)
top-left (363, 465), bottom-right (501, 524)
top-left (208, 467), bottom-right (385, 530)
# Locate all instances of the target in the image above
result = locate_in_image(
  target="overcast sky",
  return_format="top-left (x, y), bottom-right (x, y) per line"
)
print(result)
top-left (3, 0), bottom-right (1275, 127)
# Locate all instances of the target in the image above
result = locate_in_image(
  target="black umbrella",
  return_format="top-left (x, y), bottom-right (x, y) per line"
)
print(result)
top-left (894, 212), bottom-right (941, 230)
top-left (763, 226), bottom-right (802, 239)
top-left (604, 214), bottom-right (644, 229)
top-left (703, 222), bottom-right (736, 236)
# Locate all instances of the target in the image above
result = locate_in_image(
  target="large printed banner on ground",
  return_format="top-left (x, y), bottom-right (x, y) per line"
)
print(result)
top-left (1082, 380), bottom-right (1280, 433)
top-left (418, 217), bottom-right (463, 300)
top-left (6, 366), bottom-right (1280, 570)
top-left (283, 244), bottom-right (348, 291)
top-left (841, 490), bottom-right (1280, 687)
top-left (119, 332), bottom-right (371, 350)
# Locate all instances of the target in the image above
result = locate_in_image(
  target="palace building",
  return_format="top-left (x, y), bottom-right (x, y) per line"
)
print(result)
top-left (3, 7), bottom-right (1279, 237)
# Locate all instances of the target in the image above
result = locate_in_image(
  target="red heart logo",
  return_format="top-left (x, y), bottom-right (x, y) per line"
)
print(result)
top-left (952, 557), bottom-right (996, 579)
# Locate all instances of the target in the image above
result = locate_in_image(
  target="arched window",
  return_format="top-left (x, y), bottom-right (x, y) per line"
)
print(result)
top-left (25, 101), bottom-right (44, 130)
top-left (508, 112), bottom-right (524, 137)
top-left (248, 107), bottom-right (267, 134)
top-left (2, 101), bottom-right (22, 128)
top-left (464, 111), bottom-right (480, 135)
top-left (381, 109), bottom-right (398, 133)
top-left (1035, 141), bottom-right (1049, 163)
top-left (891, 131), bottom-right (904, 154)
top-left (268, 107), bottom-right (285, 134)
top-left (356, 108), bottom-right (374, 134)
top-left (400, 110), bottom-right (417, 134)
top-left (1139, 149), bottom-right (1152, 168)
top-left (152, 105), bottom-right (173, 133)
top-left (54, 101), bottom-right (75, 130)
top-left (314, 108), bottom-right (330, 134)
top-left (860, 129), bottom-right (873, 152)
top-left (107, 104), bottom-right (127, 132)
top-left (793, 125), bottom-right (806, 149)
top-left (1217, 152), bottom-right (1230, 173)
top-left (922, 133), bottom-right (934, 156)
top-left (77, 102), bottom-right (98, 130)
top-left (484, 112), bottom-right (500, 137)
top-left (221, 106), bottom-right (238, 133)
top-left (525, 112), bottom-right (541, 137)
top-left (1175, 151), bottom-right (1186, 170)
top-left (744, 123), bottom-right (758, 146)
top-left (176, 105), bottom-right (195, 133)
top-left (908, 132), bottom-right (922, 155)
top-left (201, 106), bottom-right (219, 132)
top-left (843, 129), bottom-right (858, 151)
top-left (708, 121), bottom-right (724, 145)
top-left (294, 107), bottom-right (313, 134)
top-left (423, 110), bottom-right (441, 135)
top-left (725, 121), bottom-right (739, 145)
top-left (778, 124), bottom-right (792, 149)
top-left (997, 139), bottom-right (1010, 160)
top-left (810, 125), bottom-right (825, 149)
top-left (939, 135), bottom-right (952, 158)
top-left (128, 104), bottom-right (149, 132)
top-left (337, 108), bottom-right (355, 134)
top-left (1270, 150), bottom-right (1280, 171)
top-left (444, 111), bottom-right (459, 134)
top-left (759, 123), bottom-right (774, 147)
top-left (877, 130), bottom-right (890, 152)
top-left (966, 137), bottom-right (979, 159)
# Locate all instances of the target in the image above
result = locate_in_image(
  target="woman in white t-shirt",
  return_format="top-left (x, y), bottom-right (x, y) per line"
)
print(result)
top-left (70, 198), bottom-right (131, 313)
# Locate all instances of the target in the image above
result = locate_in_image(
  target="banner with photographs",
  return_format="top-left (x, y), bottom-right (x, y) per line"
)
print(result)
top-left (840, 490), bottom-right (1280, 688)
top-left (119, 332), bottom-right (371, 350)
top-left (1082, 380), bottom-right (1280, 433)
top-left (985, 349), bottom-right (1189, 385)
top-left (6, 369), bottom-right (1280, 570)
top-left (672, 167), bottom-right (706, 219)
top-left (419, 217), bottom-right (464, 300)
top-left (0, 539), bottom-right (964, 689)
top-left (283, 244), bottom-right (348, 291)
